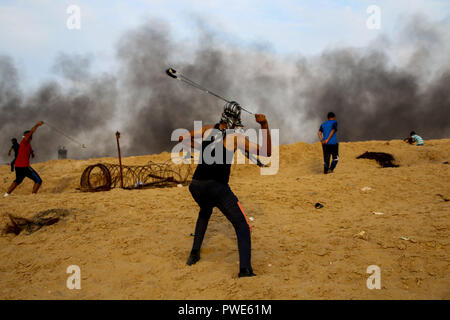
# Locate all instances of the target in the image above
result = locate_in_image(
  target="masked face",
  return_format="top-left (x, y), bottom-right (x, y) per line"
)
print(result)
top-left (220, 101), bottom-right (243, 129)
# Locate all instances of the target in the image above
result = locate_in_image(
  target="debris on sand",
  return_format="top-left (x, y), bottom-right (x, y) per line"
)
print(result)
top-left (361, 186), bottom-right (372, 191)
top-left (354, 231), bottom-right (368, 240)
top-left (436, 194), bottom-right (449, 202)
top-left (399, 236), bottom-right (417, 243)
top-left (315, 203), bottom-right (324, 209)
top-left (371, 211), bottom-right (385, 215)
top-left (356, 151), bottom-right (399, 168)
top-left (3, 209), bottom-right (70, 235)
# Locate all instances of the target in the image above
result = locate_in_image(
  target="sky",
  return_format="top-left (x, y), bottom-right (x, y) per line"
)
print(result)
top-left (1, 0), bottom-right (449, 89)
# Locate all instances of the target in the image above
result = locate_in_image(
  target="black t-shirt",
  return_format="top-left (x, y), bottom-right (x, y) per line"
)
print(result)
top-left (192, 123), bottom-right (235, 185)
top-left (11, 142), bottom-right (20, 158)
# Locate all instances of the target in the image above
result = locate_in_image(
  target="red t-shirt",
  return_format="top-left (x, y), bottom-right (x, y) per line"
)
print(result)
top-left (14, 138), bottom-right (32, 167)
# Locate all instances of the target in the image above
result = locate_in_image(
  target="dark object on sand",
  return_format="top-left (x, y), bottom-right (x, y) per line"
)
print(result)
top-left (3, 209), bottom-right (70, 235)
top-left (356, 152), bottom-right (399, 168)
top-left (443, 161), bottom-right (449, 165)
top-left (80, 161), bottom-right (193, 192)
top-left (436, 194), bottom-right (449, 202)
top-left (315, 203), bottom-right (324, 209)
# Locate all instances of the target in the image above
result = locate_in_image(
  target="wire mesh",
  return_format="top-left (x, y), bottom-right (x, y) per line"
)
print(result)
top-left (80, 160), bottom-right (194, 192)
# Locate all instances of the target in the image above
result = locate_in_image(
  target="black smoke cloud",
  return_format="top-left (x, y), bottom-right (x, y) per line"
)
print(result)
top-left (0, 53), bottom-right (117, 163)
top-left (118, 15), bottom-right (449, 156)
top-left (115, 23), bottom-right (281, 156)
top-left (1, 14), bottom-right (449, 163)
top-left (298, 49), bottom-right (450, 141)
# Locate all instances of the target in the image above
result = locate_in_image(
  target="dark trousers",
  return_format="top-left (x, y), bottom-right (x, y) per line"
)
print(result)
top-left (10, 158), bottom-right (16, 172)
top-left (14, 166), bottom-right (42, 185)
top-left (322, 143), bottom-right (339, 173)
top-left (189, 179), bottom-right (252, 269)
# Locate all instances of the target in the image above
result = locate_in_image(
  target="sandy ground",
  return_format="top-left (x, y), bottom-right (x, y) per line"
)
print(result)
top-left (0, 139), bottom-right (449, 300)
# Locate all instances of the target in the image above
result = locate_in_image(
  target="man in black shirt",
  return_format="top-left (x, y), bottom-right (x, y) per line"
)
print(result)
top-left (8, 138), bottom-right (20, 172)
top-left (179, 101), bottom-right (271, 278)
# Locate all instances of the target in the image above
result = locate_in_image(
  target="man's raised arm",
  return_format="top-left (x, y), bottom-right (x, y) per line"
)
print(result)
top-left (230, 114), bottom-right (272, 157)
top-left (24, 121), bottom-right (44, 141)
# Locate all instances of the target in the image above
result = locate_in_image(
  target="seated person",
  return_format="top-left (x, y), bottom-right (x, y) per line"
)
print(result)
top-left (404, 131), bottom-right (424, 146)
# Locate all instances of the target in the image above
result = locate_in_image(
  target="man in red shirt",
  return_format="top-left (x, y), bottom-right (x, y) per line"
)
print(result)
top-left (4, 121), bottom-right (44, 196)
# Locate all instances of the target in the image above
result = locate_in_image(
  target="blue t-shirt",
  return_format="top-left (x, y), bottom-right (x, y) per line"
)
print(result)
top-left (319, 120), bottom-right (338, 145)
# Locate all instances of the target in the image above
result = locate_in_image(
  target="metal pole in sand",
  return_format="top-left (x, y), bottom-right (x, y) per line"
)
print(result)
top-left (115, 131), bottom-right (124, 189)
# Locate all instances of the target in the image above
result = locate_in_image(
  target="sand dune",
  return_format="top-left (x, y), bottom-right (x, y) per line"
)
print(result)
top-left (0, 139), bottom-right (449, 299)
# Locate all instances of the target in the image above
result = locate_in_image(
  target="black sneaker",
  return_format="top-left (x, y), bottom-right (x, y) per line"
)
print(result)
top-left (238, 268), bottom-right (256, 278)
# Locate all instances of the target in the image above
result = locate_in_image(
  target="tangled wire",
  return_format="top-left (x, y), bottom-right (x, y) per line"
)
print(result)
top-left (80, 160), bottom-right (194, 192)
top-left (3, 209), bottom-right (70, 235)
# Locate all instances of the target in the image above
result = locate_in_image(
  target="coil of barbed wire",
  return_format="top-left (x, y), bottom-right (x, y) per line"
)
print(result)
top-left (80, 160), bottom-right (193, 192)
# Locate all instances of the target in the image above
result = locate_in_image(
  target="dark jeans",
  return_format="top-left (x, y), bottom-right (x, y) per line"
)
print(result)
top-left (10, 158), bottom-right (16, 172)
top-left (14, 166), bottom-right (42, 185)
top-left (322, 143), bottom-right (339, 173)
top-left (189, 179), bottom-right (252, 269)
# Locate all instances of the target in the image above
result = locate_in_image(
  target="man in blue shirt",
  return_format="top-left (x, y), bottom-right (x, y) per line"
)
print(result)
top-left (318, 112), bottom-right (339, 174)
